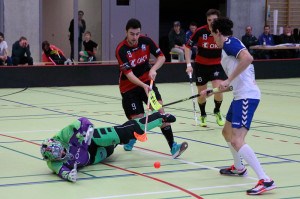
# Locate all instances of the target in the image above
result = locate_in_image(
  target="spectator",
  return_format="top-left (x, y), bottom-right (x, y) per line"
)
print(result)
top-left (168, 21), bottom-right (186, 62)
top-left (69, 10), bottom-right (86, 60)
top-left (242, 26), bottom-right (258, 49)
top-left (42, 41), bottom-right (71, 65)
top-left (0, 32), bottom-right (12, 66)
top-left (186, 22), bottom-right (197, 60)
top-left (79, 31), bottom-right (98, 62)
top-left (278, 26), bottom-right (297, 58)
top-left (258, 25), bottom-right (274, 59)
top-left (12, 36), bottom-right (33, 66)
top-left (258, 25), bottom-right (274, 46)
top-left (278, 26), bottom-right (296, 44)
top-left (242, 26), bottom-right (258, 58)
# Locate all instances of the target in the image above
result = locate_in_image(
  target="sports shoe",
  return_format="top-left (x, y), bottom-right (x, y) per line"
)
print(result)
top-left (161, 113), bottom-right (176, 123)
top-left (123, 139), bottom-right (136, 151)
top-left (64, 58), bottom-right (72, 65)
top-left (171, 141), bottom-right (188, 159)
top-left (219, 165), bottom-right (248, 176)
top-left (247, 179), bottom-right (276, 195)
top-left (214, 111), bottom-right (225, 126)
top-left (199, 115), bottom-right (207, 127)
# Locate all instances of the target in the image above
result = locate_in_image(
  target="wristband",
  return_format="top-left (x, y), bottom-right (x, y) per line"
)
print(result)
top-left (187, 63), bottom-right (192, 67)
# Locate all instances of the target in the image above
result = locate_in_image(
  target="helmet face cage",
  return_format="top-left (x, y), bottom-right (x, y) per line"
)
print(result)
top-left (41, 138), bottom-right (65, 161)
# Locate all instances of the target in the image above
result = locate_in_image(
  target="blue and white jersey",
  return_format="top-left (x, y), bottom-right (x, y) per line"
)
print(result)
top-left (221, 37), bottom-right (261, 100)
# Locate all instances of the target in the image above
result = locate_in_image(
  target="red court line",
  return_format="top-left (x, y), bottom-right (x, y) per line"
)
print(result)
top-left (0, 133), bottom-right (203, 198)
top-left (102, 163), bottom-right (203, 199)
top-left (0, 133), bottom-right (40, 146)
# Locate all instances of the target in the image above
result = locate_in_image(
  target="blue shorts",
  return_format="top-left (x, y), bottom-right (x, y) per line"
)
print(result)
top-left (226, 99), bottom-right (260, 130)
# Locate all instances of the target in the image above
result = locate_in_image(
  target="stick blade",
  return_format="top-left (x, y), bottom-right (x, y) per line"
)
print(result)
top-left (149, 91), bottom-right (162, 111)
top-left (134, 132), bottom-right (148, 142)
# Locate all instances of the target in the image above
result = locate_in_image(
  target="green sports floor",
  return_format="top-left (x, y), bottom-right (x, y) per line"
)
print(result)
top-left (0, 78), bottom-right (299, 199)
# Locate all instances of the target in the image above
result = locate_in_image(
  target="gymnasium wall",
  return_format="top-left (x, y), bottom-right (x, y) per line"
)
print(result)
top-left (3, 0), bottom-right (41, 62)
top-left (0, 60), bottom-right (299, 88)
top-left (227, 0), bottom-right (266, 40)
top-left (42, 0), bottom-right (102, 60)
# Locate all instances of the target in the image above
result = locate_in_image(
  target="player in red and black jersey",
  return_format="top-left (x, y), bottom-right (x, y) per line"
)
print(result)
top-left (116, 18), bottom-right (188, 158)
top-left (184, 9), bottom-right (226, 127)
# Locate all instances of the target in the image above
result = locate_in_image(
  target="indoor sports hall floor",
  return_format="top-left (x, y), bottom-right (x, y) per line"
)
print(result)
top-left (0, 78), bottom-right (299, 199)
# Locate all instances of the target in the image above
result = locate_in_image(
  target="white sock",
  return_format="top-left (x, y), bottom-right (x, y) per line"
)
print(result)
top-left (227, 142), bottom-right (244, 170)
top-left (238, 144), bottom-right (269, 180)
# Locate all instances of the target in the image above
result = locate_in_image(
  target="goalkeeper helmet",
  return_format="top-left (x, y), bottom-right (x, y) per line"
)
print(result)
top-left (41, 138), bottom-right (69, 161)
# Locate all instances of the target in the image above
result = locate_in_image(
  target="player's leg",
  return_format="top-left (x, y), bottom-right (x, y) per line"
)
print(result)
top-left (91, 114), bottom-right (165, 148)
top-left (211, 64), bottom-right (227, 126)
top-left (196, 84), bottom-right (208, 127)
top-left (122, 87), bottom-right (145, 151)
top-left (88, 144), bottom-right (115, 164)
top-left (221, 99), bottom-right (276, 194)
top-left (220, 101), bottom-right (247, 176)
top-left (194, 63), bottom-right (209, 127)
top-left (152, 84), bottom-right (188, 159)
top-left (233, 126), bottom-right (276, 195)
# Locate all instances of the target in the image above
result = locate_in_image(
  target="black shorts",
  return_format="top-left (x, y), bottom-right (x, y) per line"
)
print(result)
top-left (194, 62), bottom-right (227, 86)
top-left (121, 82), bottom-right (162, 119)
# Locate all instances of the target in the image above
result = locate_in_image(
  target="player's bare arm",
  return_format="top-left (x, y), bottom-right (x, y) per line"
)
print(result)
top-left (184, 46), bottom-right (193, 74)
top-left (125, 71), bottom-right (151, 94)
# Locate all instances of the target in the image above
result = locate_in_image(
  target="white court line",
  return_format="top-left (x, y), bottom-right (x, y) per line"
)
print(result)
top-left (132, 147), bottom-right (258, 181)
top-left (84, 182), bottom-right (256, 199)
top-left (1, 129), bottom-right (59, 134)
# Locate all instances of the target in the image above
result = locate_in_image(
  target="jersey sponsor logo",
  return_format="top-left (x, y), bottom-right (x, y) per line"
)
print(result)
top-left (156, 48), bottom-right (161, 54)
top-left (203, 42), bottom-right (218, 49)
top-left (75, 148), bottom-right (81, 159)
top-left (130, 60), bottom-right (136, 67)
top-left (142, 44), bottom-right (146, 51)
top-left (127, 51), bottom-right (132, 58)
top-left (203, 34), bottom-right (207, 40)
top-left (130, 54), bottom-right (148, 67)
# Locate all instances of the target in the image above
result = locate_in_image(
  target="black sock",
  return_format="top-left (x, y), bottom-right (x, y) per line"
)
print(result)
top-left (198, 102), bottom-right (206, 116)
top-left (214, 100), bottom-right (222, 113)
top-left (161, 125), bottom-right (174, 149)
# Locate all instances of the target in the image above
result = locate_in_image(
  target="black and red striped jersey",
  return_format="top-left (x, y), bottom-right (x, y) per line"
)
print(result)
top-left (116, 35), bottom-right (164, 93)
top-left (186, 25), bottom-right (221, 65)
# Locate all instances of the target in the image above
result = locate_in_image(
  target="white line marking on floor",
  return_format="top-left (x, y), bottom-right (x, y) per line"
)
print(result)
top-left (132, 147), bottom-right (258, 181)
top-left (84, 182), bottom-right (256, 199)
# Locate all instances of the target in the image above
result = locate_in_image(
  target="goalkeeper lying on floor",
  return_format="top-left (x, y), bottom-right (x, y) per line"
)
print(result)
top-left (40, 111), bottom-right (176, 182)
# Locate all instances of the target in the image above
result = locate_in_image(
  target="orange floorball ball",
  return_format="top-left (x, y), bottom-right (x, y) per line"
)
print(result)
top-left (154, 161), bottom-right (161, 169)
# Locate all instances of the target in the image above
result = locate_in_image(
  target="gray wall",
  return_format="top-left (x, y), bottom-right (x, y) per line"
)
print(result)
top-left (0, 0), bottom-right (3, 33)
top-left (43, 0), bottom-right (102, 60)
top-left (2, 0), bottom-right (267, 63)
top-left (102, 0), bottom-right (159, 61)
top-left (227, 0), bottom-right (266, 40)
top-left (4, 0), bottom-right (40, 62)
